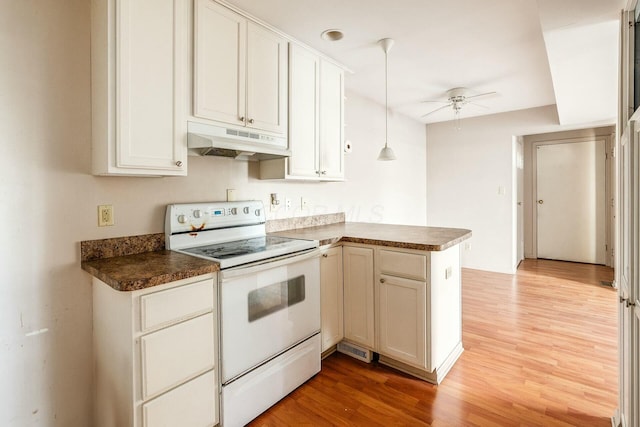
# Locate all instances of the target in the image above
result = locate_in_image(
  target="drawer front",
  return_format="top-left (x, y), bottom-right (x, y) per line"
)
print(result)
top-left (379, 250), bottom-right (427, 281)
top-left (141, 313), bottom-right (215, 400)
top-left (143, 370), bottom-right (217, 427)
top-left (140, 279), bottom-right (213, 332)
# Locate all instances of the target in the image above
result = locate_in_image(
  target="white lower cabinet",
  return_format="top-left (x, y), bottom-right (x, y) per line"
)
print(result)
top-left (342, 245), bottom-right (375, 349)
top-left (92, 274), bottom-right (219, 427)
top-left (377, 274), bottom-right (427, 369)
top-left (340, 243), bottom-right (463, 384)
top-left (142, 371), bottom-right (216, 427)
top-left (320, 246), bottom-right (344, 353)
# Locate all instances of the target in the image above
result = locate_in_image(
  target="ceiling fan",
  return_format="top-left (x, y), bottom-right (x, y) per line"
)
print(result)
top-left (421, 87), bottom-right (497, 129)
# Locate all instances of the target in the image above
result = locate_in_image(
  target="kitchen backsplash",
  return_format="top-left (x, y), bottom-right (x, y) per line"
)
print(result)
top-left (265, 212), bottom-right (345, 233)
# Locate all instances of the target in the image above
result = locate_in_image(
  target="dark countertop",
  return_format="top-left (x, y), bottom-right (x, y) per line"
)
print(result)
top-left (81, 222), bottom-right (470, 292)
top-left (270, 222), bottom-right (472, 251)
top-left (81, 250), bottom-right (219, 292)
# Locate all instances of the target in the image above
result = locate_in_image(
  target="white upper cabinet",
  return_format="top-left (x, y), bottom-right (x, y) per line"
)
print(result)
top-left (259, 44), bottom-right (345, 181)
top-left (91, 0), bottom-right (187, 176)
top-left (194, 0), bottom-right (288, 135)
top-left (287, 43), bottom-right (320, 178)
top-left (318, 60), bottom-right (345, 179)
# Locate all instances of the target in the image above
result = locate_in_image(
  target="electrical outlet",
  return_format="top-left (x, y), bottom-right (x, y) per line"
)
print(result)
top-left (226, 189), bottom-right (236, 201)
top-left (445, 266), bottom-right (453, 280)
top-left (285, 198), bottom-right (291, 210)
top-left (98, 205), bottom-right (114, 227)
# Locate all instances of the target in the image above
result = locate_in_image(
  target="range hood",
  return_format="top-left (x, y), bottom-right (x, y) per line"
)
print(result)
top-left (187, 121), bottom-right (290, 160)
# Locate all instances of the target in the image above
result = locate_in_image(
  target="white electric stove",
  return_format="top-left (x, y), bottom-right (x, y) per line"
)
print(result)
top-left (165, 200), bottom-right (317, 268)
top-left (165, 201), bottom-right (321, 427)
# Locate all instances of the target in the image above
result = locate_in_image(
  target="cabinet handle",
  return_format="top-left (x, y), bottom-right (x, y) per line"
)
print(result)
top-left (380, 278), bottom-right (386, 283)
top-left (321, 170), bottom-right (327, 175)
top-left (322, 253), bottom-right (328, 258)
top-left (239, 116), bottom-right (245, 122)
top-left (248, 118), bottom-right (254, 124)
top-left (175, 161), bottom-right (183, 167)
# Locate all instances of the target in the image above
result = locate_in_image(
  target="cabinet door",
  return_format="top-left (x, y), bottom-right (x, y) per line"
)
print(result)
top-left (193, 0), bottom-right (246, 126)
top-left (114, 0), bottom-right (186, 174)
top-left (343, 246), bottom-right (374, 349)
top-left (320, 246), bottom-right (344, 352)
top-left (319, 60), bottom-right (344, 179)
top-left (377, 274), bottom-right (427, 369)
top-left (288, 44), bottom-right (319, 178)
top-left (246, 22), bottom-right (288, 135)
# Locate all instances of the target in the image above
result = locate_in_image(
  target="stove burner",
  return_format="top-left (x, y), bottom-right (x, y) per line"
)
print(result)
top-left (183, 236), bottom-right (302, 260)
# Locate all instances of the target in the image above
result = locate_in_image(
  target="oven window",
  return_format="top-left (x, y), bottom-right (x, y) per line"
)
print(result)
top-left (248, 276), bottom-right (306, 322)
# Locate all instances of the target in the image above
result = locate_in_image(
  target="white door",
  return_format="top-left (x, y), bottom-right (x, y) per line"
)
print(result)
top-left (516, 138), bottom-right (524, 265)
top-left (620, 120), bottom-right (640, 427)
top-left (536, 140), bottom-right (606, 264)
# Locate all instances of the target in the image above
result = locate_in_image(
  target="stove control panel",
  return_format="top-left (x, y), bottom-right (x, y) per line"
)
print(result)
top-left (165, 200), bottom-right (266, 235)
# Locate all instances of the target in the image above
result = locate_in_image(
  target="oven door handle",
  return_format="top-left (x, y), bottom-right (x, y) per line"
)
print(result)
top-left (220, 248), bottom-right (321, 280)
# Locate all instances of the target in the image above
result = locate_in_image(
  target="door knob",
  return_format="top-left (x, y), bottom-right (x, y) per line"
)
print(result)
top-left (380, 278), bottom-right (386, 283)
top-left (537, 200), bottom-right (544, 204)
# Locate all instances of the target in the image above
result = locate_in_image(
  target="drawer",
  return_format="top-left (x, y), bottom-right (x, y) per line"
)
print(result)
top-left (140, 279), bottom-right (213, 332)
top-left (142, 370), bottom-right (217, 427)
top-left (379, 250), bottom-right (427, 281)
top-left (141, 313), bottom-right (215, 400)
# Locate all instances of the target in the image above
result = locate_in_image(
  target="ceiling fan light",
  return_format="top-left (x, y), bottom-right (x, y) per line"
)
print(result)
top-left (377, 145), bottom-right (396, 161)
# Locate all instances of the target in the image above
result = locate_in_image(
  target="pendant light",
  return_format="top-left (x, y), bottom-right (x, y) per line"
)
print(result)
top-left (377, 38), bottom-right (396, 161)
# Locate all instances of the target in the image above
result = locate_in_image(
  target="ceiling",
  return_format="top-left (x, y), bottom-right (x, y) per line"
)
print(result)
top-left (223, 0), bottom-right (625, 126)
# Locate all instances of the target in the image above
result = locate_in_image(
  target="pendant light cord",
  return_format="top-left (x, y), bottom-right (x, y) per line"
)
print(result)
top-left (385, 47), bottom-right (389, 148)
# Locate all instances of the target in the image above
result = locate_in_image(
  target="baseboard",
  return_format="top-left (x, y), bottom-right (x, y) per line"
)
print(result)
top-left (321, 345), bottom-right (337, 360)
top-left (379, 342), bottom-right (464, 384)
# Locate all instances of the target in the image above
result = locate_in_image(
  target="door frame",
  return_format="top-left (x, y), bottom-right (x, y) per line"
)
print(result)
top-left (530, 135), bottom-right (613, 266)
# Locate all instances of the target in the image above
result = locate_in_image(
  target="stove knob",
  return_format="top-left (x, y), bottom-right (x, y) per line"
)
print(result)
top-left (193, 210), bottom-right (202, 218)
top-left (230, 208), bottom-right (238, 215)
top-left (255, 209), bottom-right (261, 216)
top-left (177, 214), bottom-right (187, 224)
top-left (243, 206), bottom-right (250, 214)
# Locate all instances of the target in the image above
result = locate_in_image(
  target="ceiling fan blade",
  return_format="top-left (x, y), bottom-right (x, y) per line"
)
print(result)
top-left (420, 103), bottom-right (453, 118)
top-left (420, 100), bottom-right (450, 104)
top-left (467, 101), bottom-right (489, 109)
top-left (465, 91), bottom-right (497, 100)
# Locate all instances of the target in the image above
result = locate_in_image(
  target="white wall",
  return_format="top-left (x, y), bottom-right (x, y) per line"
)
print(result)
top-left (0, 1), bottom-right (427, 425)
top-left (425, 105), bottom-right (607, 274)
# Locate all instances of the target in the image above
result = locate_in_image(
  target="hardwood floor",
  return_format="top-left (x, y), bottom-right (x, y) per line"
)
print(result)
top-left (249, 259), bottom-right (617, 426)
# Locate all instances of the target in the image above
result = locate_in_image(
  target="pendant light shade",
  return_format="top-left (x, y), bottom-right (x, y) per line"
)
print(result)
top-left (377, 37), bottom-right (396, 161)
top-left (377, 146), bottom-right (396, 161)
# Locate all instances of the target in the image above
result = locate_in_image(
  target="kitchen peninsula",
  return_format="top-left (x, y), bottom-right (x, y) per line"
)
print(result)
top-left (81, 218), bottom-right (471, 426)
top-left (270, 221), bottom-right (471, 385)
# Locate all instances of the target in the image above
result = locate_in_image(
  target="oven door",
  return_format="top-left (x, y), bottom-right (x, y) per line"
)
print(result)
top-left (219, 249), bottom-right (320, 384)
